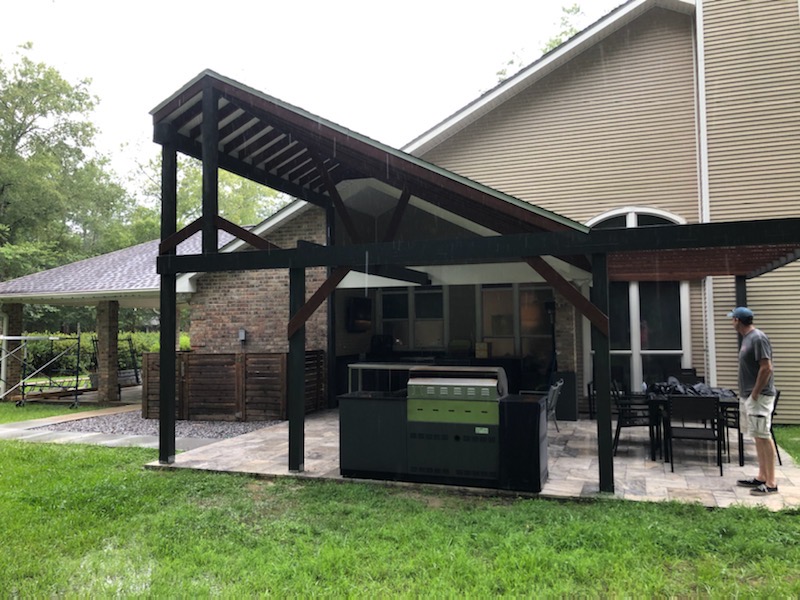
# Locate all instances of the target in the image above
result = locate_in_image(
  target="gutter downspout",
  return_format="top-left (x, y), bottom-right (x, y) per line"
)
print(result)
top-left (695, 0), bottom-right (718, 386)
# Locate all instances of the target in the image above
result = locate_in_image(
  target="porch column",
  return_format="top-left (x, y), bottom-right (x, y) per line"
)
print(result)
top-left (288, 266), bottom-right (306, 472)
top-left (1, 303), bottom-right (23, 399)
top-left (591, 253), bottom-right (614, 493)
top-left (96, 300), bottom-right (119, 401)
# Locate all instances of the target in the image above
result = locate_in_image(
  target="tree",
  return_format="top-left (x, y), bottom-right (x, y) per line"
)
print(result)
top-left (0, 45), bottom-right (135, 278)
top-left (135, 154), bottom-right (291, 228)
top-left (542, 4), bottom-right (584, 53)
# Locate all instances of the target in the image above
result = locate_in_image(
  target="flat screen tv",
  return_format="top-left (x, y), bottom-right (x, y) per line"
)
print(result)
top-left (346, 297), bottom-right (372, 333)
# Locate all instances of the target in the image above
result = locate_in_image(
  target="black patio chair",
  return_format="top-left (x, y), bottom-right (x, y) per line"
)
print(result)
top-left (721, 400), bottom-right (742, 466)
top-left (665, 394), bottom-right (723, 476)
top-left (612, 391), bottom-right (655, 457)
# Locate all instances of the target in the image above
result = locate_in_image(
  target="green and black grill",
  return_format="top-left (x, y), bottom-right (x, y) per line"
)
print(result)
top-left (406, 367), bottom-right (504, 485)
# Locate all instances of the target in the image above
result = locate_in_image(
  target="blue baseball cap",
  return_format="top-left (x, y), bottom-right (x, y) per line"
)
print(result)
top-left (727, 306), bottom-right (754, 319)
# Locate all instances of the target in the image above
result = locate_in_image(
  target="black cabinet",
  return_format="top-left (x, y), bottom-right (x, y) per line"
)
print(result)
top-left (339, 392), bottom-right (407, 479)
top-left (500, 395), bottom-right (548, 492)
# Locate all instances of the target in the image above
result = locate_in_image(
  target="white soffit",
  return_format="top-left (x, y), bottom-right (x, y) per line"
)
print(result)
top-left (339, 257), bottom-right (590, 290)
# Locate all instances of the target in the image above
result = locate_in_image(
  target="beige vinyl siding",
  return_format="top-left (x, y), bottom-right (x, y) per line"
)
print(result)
top-left (709, 269), bottom-right (800, 425)
top-left (745, 262), bottom-right (800, 425)
top-left (702, 0), bottom-right (800, 219)
top-left (689, 281), bottom-right (706, 380)
top-left (702, 0), bottom-right (800, 422)
top-left (710, 278), bottom-right (739, 393)
top-left (422, 8), bottom-right (700, 224)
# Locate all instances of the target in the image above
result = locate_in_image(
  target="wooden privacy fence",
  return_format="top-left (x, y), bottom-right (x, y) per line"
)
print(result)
top-left (142, 350), bottom-right (326, 421)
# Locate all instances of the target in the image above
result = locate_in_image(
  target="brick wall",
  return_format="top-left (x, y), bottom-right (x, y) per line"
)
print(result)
top-left (189, 206), bottom-right (328, 353)
top-left (554, 291), bottom-right (577, 374)
top-left (96, 300), bottom-right (120, 401)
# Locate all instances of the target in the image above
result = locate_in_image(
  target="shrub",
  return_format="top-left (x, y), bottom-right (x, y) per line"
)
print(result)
top-left (18, 331), bottom-right (190, 375)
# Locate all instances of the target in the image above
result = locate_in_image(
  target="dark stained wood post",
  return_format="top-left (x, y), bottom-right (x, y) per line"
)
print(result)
top-left (201, 82), bottom-right (219, 255)
top-left (158, 124), bottom-right (178, 464)
top-left (735, 275), bottom-right (748, 310)
top-left (735, 275), bottom-right (748, 348)
top-left (288, 266), bottom-right (306, 472)
top-left (591, 252), bottom-right (614, 493)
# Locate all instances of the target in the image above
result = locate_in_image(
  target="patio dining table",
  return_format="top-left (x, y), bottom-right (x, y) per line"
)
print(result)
top-left (641, 394), bottom-right (741, 465)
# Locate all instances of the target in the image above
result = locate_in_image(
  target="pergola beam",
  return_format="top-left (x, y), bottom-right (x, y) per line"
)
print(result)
top-left (524, 256), bottom-right (608, 336)
top-left (158, 218), bottom-right (800, 276)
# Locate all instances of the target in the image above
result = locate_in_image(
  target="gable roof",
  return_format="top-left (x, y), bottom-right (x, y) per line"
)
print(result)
top-left (0, 231), bottom-right (235, 308)
top-left (151, 69), bottom-right (589, 239)
top-left (403, 0), bottom-right (695, 156)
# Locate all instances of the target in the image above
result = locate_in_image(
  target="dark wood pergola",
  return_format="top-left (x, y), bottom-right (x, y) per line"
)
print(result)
top-left (153, 70), bottom-right (800, 493)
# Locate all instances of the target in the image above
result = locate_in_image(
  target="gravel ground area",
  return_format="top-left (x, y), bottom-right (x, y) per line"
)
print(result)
top-left (33, 410), bottom-right (280, 439)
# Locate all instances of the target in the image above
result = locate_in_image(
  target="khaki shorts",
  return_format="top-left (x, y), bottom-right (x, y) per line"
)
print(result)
top-left (740, 394), bottom-right (775, 439)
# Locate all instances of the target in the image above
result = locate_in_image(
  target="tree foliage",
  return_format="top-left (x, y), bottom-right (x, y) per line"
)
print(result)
top-left (136, 154), bottom-right (291, 228)
top-left (0, 45), bottom-right (132, 280)
top-left (495, 4), bottom-right (585, 83)
top-left (542, 4), bottom-right (584, 53)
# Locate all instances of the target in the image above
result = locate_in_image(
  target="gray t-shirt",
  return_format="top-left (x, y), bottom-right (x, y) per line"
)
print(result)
top-left (738, 328), bottom-right (775, 397)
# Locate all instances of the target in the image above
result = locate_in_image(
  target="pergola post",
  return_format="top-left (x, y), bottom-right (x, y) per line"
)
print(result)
top-left (735, 275), bottom-right (748, 349)
top-left (288, 266), bottom-right (306, 472)
top-left (591, 252), bottom-right (614, 493)
top-left (159, 124), bottom-right (178, 464)
top-left (201, 82), bottom-right (219, 255)
top-left (735, 275), bottom-right (747, 308)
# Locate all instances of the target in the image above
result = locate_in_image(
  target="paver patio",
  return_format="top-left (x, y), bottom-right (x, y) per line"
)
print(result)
top-left (145, 409), bottom-right (800, 511)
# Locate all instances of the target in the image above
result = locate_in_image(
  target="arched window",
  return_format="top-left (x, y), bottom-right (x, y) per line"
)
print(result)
top-left (586, 208), bottom-right (691, 391)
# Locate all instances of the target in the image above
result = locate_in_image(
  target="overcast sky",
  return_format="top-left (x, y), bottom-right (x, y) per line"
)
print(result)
top-left (2, 0), bottom-right (621, 179)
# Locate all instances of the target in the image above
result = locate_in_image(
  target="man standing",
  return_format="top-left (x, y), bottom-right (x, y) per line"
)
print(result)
top-left (730, 307), bottom-right (778, 495)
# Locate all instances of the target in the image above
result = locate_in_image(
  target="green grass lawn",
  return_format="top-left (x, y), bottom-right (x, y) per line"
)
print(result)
top-left (1, 440), bottom-right (799, 596)
top-left (0, 401), bottom-right (95, 424)
top-left (773, 424), bottom-right (800, 463)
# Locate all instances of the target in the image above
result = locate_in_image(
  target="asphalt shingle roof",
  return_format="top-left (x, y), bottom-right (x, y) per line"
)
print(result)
top-left (0, 232), bottom-right (234, 304)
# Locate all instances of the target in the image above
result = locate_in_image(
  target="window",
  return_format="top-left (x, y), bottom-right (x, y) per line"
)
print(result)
top-left (588, 209), bottom-right (689, 391)
top-left (520, 286), bottom-right (555, 382)
top-left (382, 291), bottom-right (409, 348)
top-left (380, 288), bottom-right (443, 350)
top-left (414, 288), bottom-right (443, 349)
top-left (482, 286), bottom-right (514, 357)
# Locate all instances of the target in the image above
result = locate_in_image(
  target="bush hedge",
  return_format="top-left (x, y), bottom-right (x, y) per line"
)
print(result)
top-left (18, 331), bottom-right (190, 376)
